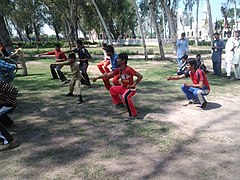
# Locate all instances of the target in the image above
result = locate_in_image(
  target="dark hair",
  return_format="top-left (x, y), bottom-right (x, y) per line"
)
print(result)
top-left (214, 32), bottom-right (220, 35)
top-left (106, 45), bottom-right (114, 53)
top-left (181, 32), bottom-right (185, 36)
top-left (102, 42), bottom-right (107, 47)
top-left (118, 53), bottom-right (128, 64)
top-left (68, 53), bottom-right (76, 59)
top-left (76, 39), bottom-right (83, 46)
top-left (186, 58), bottom-right (197, 69)
top-left (55, 43), bottom-right (61, 48)
top-left (181, 54), bottom-right (188, 60)
top-left (196, 54), bottom-right (201, 58)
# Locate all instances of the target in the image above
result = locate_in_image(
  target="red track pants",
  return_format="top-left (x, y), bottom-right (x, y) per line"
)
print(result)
top-left (110, 86), bottom-right (137, 117)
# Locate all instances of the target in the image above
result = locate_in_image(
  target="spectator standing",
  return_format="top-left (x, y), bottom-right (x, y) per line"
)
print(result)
top-left (212, 32), bottom-right (225, 76)
top-left (176, 32), bottom-right (188, 71)
top-left (232, 30), bottom-right (240, 80)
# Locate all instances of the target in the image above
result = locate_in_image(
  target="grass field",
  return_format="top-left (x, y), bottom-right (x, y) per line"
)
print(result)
top-left (0, 51), bottom-right (239, 179)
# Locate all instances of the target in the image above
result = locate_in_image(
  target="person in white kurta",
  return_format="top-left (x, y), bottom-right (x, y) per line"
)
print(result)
top-left (224, 32), bottom-right (235, 78)
top-left (233, 30), bottom-right (240, 79)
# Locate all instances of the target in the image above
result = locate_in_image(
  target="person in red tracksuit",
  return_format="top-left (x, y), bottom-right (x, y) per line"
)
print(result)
top-left (93, 53), bottom-right (143, 120)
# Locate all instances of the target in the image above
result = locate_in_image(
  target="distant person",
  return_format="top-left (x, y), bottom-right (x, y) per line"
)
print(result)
top-left (231, 30), bottom-right (240, 80)
top-left (167, 58), bottom-right (210, 108)
top-left (0, 42), bottom-right (9, 57)
top-left (177, 54), bottom-right (188, 75)
top-left (40, 43), bottom-right (69, 84)
top-left (97, 42), bottom-right (111, 74)
top-left (50, 53), bottom-right (84, 104)
top-left (72, 39), bottom-right (92, 87)
top-left (212, 32), bottom-right (225, 76)
top-left (196, 54), bottom-right (207, 73)
top-left (176, 32), bottom-right (188, 71)
top-left (93, 53), bottom-right (143, 120)
top-left (10, 43), bottom-right (27, 76)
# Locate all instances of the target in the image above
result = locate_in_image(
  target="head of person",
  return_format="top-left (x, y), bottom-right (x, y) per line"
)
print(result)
top-left (226, 31), bottom-right (231, 38)
top-left (186, 58), bottom-right (197, 71)
top-left (117, 53), bottom-right (128, 66)
top-left (196, 54), bottom-right (201, 60)
top-left (214, 32), bottom-right (220, 39)
top-left (181, 54), bottom-right (188, 62)
top-left (55, 43), bottom-right (61, 51)
top-left (234, 30), bottom-right (240, 39)
top-left (76, 39), bottom-right (83, 48)
top-left (102, 42), bottom-right (107, 50)
top-left (181, 32), bottom-right (186, 39)
top-left (68, 53), bottom-right (76, 63)
top-left (105, 45), bottom-right (114, 57)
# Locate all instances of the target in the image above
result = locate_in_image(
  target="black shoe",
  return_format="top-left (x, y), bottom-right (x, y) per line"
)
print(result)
top-left (66, 93), bottom-right (74, 96)
top-left (201, 101), bottom-right (208, 108)
top-left (76, 95), bottom-right (84, 104)
top-left (115, 103), bottom-right (125, 109)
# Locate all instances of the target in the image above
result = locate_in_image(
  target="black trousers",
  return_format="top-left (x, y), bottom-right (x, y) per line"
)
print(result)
top-left (80, 63), bottom-right (90, 86)
top-left (50, 64), bottom-right (67, 82)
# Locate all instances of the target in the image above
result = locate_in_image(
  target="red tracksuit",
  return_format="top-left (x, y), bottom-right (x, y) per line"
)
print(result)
top-left (110, 66), bottom-right (137, 117)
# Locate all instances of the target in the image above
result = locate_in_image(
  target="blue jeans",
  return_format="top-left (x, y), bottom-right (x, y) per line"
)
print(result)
top-left (181, 84), bottom-right (210, 105)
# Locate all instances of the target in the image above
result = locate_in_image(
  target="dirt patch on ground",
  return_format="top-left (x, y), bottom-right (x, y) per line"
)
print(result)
top-left (0, 57), bottom-right (239, 179)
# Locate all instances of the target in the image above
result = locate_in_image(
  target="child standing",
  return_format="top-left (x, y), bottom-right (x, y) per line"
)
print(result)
top-left (51, 53), bottom-right (84, 104)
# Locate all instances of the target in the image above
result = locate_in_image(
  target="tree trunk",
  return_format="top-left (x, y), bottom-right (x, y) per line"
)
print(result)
top-left (0, 15), bottom-right (13, 52)
top-left (206, 0), bottom-right (214, 44)
top-left (195, 0), bottom-right (199, 46)
top-left (133, 0), bottom-right (148, 60)
top-left (92, 0), bottom-right (113, 45)
top-left (162, 0), bottom-right (177, 53)
top-left (149, 0), bottom-right (165, 60)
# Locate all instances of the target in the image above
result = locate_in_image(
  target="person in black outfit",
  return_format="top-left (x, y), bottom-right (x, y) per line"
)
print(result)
top-left (72, 39), bottom-right (92, 87)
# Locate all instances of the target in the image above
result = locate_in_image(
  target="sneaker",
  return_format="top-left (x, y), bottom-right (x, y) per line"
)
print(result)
top-left (0, 140), bottom-right (19, 151)
top-left (66, 93), bottom-right (74, 97)
top-left (115, 103), bottom-right (125, 109)
top-left (76, 99), bottom-right (84, 104)
top-left (125, 115), bottom-right (137, 121)
top-left (201, 101), bottom-right (208, 108)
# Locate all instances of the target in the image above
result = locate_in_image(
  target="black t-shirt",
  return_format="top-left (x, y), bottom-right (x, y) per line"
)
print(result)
top-left (72, 47), bottom-right (91, 66)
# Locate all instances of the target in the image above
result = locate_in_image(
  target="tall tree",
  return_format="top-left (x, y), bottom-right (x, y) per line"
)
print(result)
top-left (206, 0), bottom-right (214, 44)
top-left (133, 0), bottom-right (148, 60)
top-left (92, 0), bottom-right (112, 44)
top-left (0, 0), bottom-right (13, 51)
top-left (149, 0), bottom-right (165, 59)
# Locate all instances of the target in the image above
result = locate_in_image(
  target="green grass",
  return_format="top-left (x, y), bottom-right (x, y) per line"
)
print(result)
top-left (1, 54), bottom-right (239, 179)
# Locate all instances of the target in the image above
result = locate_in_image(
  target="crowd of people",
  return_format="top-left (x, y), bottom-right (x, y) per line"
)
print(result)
top-left (0, 30), bottom-right (240, 151)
